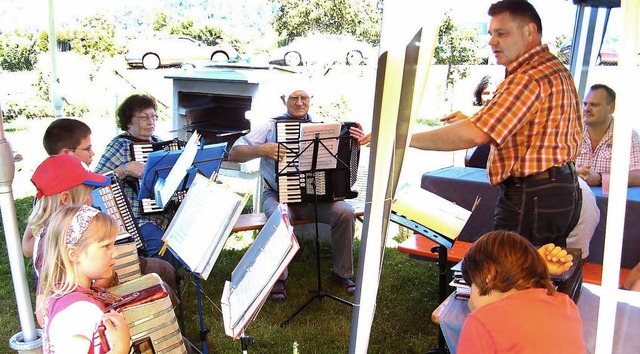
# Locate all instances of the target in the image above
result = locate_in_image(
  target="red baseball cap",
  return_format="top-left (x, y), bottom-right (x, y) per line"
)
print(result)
top-left (31, 155), bottom-right (110, 199)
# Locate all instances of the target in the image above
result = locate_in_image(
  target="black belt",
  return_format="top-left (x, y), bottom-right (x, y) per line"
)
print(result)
top-left (502, 162), bottom-right (575, 186)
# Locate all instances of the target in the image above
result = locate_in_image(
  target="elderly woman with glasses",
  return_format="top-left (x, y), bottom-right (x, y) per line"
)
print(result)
top-left (95, 94), bottom-right (177, 266)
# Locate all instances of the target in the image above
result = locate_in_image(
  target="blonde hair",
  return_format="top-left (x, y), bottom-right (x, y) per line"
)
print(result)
top-left (38, 206), bottom-right (119, 300)
top-left (27, 184), bottom-right (94, 235)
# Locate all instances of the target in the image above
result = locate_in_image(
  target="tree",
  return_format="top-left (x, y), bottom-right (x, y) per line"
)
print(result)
top-left (434, 13), bottom-right (481, 91)
top-left (153, 12), bottom-right (170, 32)
top-left (269, 0), bottom-right (382, 45)
top-left (0, 30), bottom-right (39, 72)
top-left (168, 19), bottom-right (226, 46)
top-left (71, 14), bottom-right (123, 67)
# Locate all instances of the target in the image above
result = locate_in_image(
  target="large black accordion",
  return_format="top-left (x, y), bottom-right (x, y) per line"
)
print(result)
top-left (275, 120), bottom-right (360, 204)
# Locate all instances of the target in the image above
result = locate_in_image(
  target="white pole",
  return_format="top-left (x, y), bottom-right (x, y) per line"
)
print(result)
top-left (594, 0), bottom-right (639, 352)
top-left (0, 104), bottom-right (38, 343)
top-left (349, 2), bottom-right (443, 352)
top-left (48, 0), bottom-right (63, 117)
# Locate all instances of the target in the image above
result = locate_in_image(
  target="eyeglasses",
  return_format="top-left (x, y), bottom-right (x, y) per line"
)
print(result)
top-left (133, 114), bottom-right (157, 123)
top-left (288, 95), bottom-right (311, 103)
top-left (69, 145), bottom-right (93, 153)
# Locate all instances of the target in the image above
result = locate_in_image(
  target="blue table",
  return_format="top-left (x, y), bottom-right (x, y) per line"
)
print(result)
top-left (421, 166), bottom-right (640, 268)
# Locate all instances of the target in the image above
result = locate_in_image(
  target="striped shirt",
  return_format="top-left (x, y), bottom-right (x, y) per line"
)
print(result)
top-left (94, 134), bottom-right (171, 231)
top-left (469, 44), bottom-right (582, 185)
top-left (576, 119), bottom-right (640, 173)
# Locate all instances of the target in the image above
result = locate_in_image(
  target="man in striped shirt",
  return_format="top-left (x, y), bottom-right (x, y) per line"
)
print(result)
top-left (410, 0), bottom-right (582, 247)
top-left (576, 84), bottom-right (640, 187)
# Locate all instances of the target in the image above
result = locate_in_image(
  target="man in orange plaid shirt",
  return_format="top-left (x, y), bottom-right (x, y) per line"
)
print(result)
top-left (410, 0), bottom-right (582, 247)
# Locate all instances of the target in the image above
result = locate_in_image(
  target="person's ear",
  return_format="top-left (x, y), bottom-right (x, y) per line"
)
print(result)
top-left (60, 191), bottom-right (71, 205)
top-left (67, 245), bottom-right (80, 263)
top-left (526, 23), bottom-right (536, 38)
top-left (280, 95), bottom-right (287, 106)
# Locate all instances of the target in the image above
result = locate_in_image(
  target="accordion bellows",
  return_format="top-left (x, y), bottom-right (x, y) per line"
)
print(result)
top-left (108, 273), bottom-right (186, 353)
top-left (114, 242), bottom-right (142, 283)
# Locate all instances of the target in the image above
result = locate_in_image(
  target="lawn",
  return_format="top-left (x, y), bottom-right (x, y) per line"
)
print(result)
top-left (0, 196), bottom-right (444, 353)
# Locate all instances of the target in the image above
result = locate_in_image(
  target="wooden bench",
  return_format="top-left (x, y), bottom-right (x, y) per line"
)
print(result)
top-left (398, 234), bottom-right (631, 287)
top-left (231, 201), bottom-right (366, 233)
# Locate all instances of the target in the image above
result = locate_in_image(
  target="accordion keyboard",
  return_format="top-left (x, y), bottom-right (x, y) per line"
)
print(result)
top-left (94, 172), bottom-right (145, 252)
top-left (275, 121), bottom-right (358, 204)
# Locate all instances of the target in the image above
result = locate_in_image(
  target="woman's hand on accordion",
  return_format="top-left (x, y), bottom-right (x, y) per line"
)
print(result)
top-left (102, 310), bottom-right (131, 354)
top-left (125, 161), bottom-right (146, 179)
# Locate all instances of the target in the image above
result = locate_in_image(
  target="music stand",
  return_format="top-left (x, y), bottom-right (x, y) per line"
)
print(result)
top-left (278, 132), bottom-right (355, 327)
top-left (139, 141), bottom-right (227, 353)
top-left (138, 141), bottom-right (227, 204)
top-left (389, 185), bottom-right (479, 354)
top-left (221, 204), bottom-right (299, 351)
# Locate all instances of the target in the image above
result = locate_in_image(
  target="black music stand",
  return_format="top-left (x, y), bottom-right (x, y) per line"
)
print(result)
top-left (279, 132), bottom-right (355, 327)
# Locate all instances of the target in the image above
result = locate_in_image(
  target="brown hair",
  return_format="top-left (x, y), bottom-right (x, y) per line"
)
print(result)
top-left (43, 118), bottom-right (92, 155)
top-left (116, 94), bottom-right (157, 131)
top-left (461, 230), bottom-right (555, 296)
top-left (488, 0), bottom-right (543, 35)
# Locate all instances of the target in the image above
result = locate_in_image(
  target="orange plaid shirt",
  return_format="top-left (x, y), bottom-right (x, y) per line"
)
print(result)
top-left (469, 45), bottom-right (582, 185)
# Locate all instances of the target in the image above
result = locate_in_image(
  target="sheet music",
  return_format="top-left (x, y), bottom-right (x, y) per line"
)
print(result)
top-left (221, 204), bottom-right (299, 339)
top-left (161, 174), bottom-right (242, 277)
top-left (392, 183), bottom-right (471, 239)
top-left (298, 122), bottom-right (341, 171)
top-left (154, 132), bottom-right (200, 208)
top-left (229, 221), bottom-right (293, 327)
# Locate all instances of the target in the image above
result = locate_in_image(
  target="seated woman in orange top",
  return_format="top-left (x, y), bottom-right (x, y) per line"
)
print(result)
top-left (457, 231), bottom-right (585, 353)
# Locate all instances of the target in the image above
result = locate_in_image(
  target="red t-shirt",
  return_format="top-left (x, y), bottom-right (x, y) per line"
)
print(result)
top-left (457, 288), bottom-right (584, 353)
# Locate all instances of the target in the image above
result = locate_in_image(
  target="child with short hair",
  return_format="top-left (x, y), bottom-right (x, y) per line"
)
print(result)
top-left (457, 231), bottom-right (584, 353)
top-left (39, 205), bottom-right (131, 353)
top-left (42, 118), bottom-right (95, 166)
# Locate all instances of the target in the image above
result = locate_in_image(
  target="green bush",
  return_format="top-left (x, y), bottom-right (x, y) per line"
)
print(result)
top-left (0, 31), bottom-right (39, 72)
top-left (3, 98), bottom-right (89, 121)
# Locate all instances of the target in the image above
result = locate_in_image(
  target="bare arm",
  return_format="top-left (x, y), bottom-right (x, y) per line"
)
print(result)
top-left (228, 143), bottom-right (284, 163)
top-left (409, 120), bottom-right (492, 151)
top-left (628, 169), bottom-right (640, 187)
top-left (22, 227), bottom-right (35, 259)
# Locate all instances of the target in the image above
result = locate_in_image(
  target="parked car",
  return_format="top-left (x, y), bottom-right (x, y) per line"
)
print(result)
top-left (125, 35), bottom-right (238, 70)
top-left (269, 34), bottom-right (377, 66)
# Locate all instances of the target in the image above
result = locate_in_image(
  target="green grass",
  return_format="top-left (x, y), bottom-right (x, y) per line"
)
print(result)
top-left (1, 196), bottom-right (442, 353)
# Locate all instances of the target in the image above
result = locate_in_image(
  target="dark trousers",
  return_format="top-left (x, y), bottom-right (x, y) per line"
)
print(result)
top-left (494, 169), bottom-right (582, 247)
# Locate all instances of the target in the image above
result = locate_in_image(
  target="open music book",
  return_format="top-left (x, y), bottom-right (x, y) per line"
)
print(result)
top-left (153, 132), bottom-right (200, 208)
top-left (221, 204), bottom-right (299, 339)
top-left (298, 122), bottom-right (341, 171)
top-left (160, 173), bottom-right (248, 280)
top-left (390, 183), bottom-right (473, 249)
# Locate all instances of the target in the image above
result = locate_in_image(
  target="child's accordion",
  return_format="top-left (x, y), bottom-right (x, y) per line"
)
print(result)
top-left (102, 273), bottom-right (186, 353)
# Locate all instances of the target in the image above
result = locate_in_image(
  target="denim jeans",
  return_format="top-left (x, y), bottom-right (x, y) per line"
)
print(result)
top-left (494, 171), bottom-right (582, 247)
top-left (140, 222), bottom-right (182, 269)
